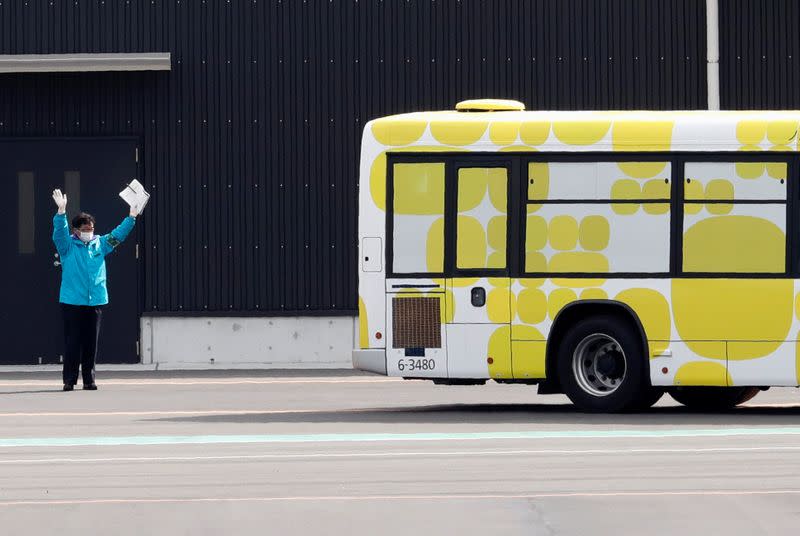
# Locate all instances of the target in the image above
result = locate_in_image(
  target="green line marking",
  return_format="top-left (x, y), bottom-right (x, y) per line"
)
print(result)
top-left (2, 428), bottom-right (800, 448)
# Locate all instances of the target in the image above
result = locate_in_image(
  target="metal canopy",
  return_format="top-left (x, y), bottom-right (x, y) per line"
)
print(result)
top-left (0, 53), bottom-right (171, 73)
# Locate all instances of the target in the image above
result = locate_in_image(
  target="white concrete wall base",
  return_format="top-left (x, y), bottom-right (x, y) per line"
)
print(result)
top-left (154, 362), bottom-right (350, 371)
top-left (0, 364), bottom-right (158, 373)
top-left (141, 315), bottom-right (356, 369)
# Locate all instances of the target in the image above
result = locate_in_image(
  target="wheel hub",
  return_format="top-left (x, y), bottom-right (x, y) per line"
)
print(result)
top-left (595, 346), bottom-right (624, 378)
top-left (572, 334), bottom-right (628, 397)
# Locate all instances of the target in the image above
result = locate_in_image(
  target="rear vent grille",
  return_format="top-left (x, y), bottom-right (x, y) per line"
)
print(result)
top-left (392, 296), bottom-right (441, 349)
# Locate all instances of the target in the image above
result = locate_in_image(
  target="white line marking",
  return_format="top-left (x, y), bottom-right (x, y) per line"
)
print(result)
top-left (2, 489), bottom-right (800, 507)
top-left (2, 445), bottom-right (800, 465)
top-left (4, 427), bottom-right (800, 448)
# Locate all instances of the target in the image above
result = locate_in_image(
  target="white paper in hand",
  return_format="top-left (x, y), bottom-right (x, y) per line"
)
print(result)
top-left (119, 179), bottom-right (150, 213)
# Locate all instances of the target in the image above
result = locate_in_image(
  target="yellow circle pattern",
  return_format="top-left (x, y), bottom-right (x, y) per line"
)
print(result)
top-left (674, 361), bottom-right (731, 387)
top-left (578, 216), bottom-right (610, 251)
top-left (517, 288), bottom-right (547, 324)
top-left (489, 121), bottom-right (521, 145)
top-left (548, 216), bottom-right (579, 251)
top-left (371, 118), bottom-right (427, 146)
top-left (552, 120), bottom-right (611, 145)
top-left (519, 121), bottom-right (551, 145)
top-left (431, 120), bottom-right (488, 146)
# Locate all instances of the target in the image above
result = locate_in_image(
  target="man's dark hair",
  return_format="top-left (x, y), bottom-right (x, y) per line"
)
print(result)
top-left (72, 212), bottom-right (96, 229)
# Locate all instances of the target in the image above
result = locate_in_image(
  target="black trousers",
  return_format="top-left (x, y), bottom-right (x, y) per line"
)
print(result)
top-left (61, 304), bottom-right (103, 386)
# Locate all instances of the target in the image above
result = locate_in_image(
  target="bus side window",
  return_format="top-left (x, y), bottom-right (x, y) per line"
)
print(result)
top-left (682, 161), bottom-right (787, 274)
top-left (456, 167), bottom-right (508, 270)
top-left (525, 161), bottom-right (671, 274)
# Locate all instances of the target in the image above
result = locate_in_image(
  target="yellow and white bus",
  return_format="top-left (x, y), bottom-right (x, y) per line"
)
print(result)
top-left (353, 99), bottom-right (800, 412)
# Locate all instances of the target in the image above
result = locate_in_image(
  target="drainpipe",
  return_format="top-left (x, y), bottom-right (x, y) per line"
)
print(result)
top-left (706, 0), bottom-right (720, 110)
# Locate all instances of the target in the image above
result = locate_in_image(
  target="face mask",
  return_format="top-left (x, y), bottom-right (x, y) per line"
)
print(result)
top-left (79, 231), bottom-right (94, 243)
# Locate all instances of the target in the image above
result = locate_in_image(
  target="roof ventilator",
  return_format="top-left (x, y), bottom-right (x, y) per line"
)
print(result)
top-left (455, 99), bottom-right (525, 112)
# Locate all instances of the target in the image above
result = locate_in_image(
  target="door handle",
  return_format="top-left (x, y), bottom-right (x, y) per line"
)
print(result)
top-left (471, 287), bottom-right (486, 307)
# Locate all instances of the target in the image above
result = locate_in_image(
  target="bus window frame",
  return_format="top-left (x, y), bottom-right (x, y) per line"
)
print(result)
top-left (384, 152), bottom-right (798, 280)
top-left (522, 153), bottom-right (673, 278)
top-left (676, 155), bottom-right (794, 277)
top-left (386, 154), bottom-right (448, 279)
top-left (449, 158), bottom-right (518, 278)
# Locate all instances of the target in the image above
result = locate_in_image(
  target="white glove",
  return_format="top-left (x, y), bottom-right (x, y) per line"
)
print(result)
top-left (52, 189), bottom-right (67, 214)
top-left (129, 203), bottom-right (140, 218)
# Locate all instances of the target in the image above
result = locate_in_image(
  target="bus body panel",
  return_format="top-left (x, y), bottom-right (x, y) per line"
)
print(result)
top-left (356, 110), bottom-right (800, 389)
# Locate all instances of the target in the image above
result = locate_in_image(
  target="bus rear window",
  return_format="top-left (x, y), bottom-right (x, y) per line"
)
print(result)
top-left (391, 163), bottom-right (445, 274)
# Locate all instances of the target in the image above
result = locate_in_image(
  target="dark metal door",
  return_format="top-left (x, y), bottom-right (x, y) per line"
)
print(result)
top-left (1, 139), bottom-right (139, 365)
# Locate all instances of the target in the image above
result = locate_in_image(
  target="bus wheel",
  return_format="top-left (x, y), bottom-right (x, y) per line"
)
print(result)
top-left (668, 387), bottom-right (760, 411)
top-left (557, 315), bottom-right (648, 413)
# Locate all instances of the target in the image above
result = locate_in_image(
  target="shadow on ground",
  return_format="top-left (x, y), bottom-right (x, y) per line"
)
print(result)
top-left (148, 402), bottom-right (800, 426)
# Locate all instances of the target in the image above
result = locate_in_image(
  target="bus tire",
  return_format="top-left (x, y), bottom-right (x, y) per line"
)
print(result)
top-left (556, 315), bottom-right (648, 413)
top-left (668, 386), bottom-right (760, 411)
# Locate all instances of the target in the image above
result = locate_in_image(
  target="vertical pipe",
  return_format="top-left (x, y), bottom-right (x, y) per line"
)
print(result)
top-left (706, 0), bottom-right (720, 110)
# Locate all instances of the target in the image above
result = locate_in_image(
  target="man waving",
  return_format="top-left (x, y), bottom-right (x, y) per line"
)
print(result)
top-left (51, 189), bottom-right (138, 391)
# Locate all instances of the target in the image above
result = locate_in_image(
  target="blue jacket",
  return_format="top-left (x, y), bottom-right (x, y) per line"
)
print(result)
top-left (52, 213), bottom-right (136, 306)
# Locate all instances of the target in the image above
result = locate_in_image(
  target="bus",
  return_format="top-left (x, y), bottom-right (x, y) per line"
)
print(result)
top-left (353, 98), bottom-right (800, 412)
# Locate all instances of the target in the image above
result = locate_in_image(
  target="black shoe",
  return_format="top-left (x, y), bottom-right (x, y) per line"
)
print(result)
top-left (83, 383), bottom-right (98, 391)
top-left (63, 384), bottom-right (74, 391)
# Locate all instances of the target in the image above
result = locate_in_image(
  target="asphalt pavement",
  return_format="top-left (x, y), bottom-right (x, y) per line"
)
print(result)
top-left (1, 370), bottom-right (799, 535)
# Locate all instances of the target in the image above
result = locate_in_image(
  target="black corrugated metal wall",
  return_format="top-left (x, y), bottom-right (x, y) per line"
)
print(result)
top-left (0, 0), bottom-right (707, 315)
top-left (720, 0), bottom-right (800, 109)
